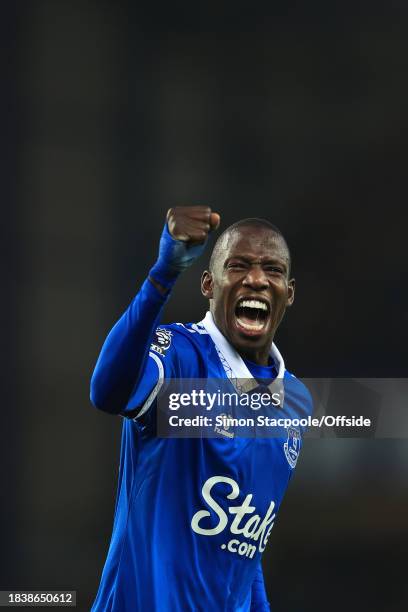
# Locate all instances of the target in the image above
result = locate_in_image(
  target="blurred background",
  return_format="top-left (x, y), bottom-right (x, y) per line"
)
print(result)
top-left (3, 0), bottom-right (408, 610)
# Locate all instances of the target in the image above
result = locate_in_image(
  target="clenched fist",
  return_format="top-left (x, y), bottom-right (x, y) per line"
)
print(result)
top-left (166, 206), bottom-right (220, 244)
top-left (149, 205), bottom-right (221, 293)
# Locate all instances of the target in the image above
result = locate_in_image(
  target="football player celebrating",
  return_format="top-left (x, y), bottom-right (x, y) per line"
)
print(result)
top-left (90, 206), bottom-right (312, 611)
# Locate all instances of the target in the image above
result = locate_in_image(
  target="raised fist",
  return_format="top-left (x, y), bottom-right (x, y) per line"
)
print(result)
top-left (166, 206), bottom-right (220, 244)
top-left (149, 205), bottom-right (221, 291)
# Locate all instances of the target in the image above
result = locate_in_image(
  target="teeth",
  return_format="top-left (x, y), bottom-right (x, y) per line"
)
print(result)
top-left (238, 299), bottom-right (268, 311)
top-left (236, 319), bottom-right (264, 331)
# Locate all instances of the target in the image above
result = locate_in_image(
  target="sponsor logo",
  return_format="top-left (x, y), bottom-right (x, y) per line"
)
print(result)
top-left (284, 425), bottom-right (300, 468)
top-left (191, 476), bottom-right (275, 559)
top-left (214, 413), bottom-right (235, 438)
top-left (151, 328), bottom-right (172, 356)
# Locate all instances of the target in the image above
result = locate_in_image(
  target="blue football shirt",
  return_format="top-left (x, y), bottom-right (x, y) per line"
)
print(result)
top-left (91, 317), bottom-right (312, 611)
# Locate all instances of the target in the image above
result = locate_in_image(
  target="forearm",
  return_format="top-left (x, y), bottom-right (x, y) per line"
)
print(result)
top-left (90, 277), bottom-right (169, 413)
top-left (148, 275), bottom-right (169, 296)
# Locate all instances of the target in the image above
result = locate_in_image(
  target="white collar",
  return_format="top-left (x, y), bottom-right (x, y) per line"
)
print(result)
top-left (199, 311), bottom-right (285, 401)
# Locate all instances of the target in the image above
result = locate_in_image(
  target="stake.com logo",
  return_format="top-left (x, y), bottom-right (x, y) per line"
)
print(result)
top-left (191, 476), bottom-right (276, 559)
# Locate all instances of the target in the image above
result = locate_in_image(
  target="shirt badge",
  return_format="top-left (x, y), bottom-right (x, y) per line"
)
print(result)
top-left (284, 425), bottom-right (300, 468)
top-left (151, 328), bottom-right (172, 356)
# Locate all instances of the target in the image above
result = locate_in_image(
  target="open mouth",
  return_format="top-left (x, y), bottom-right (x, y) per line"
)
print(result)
top-left (234, 298), bottom-right (270, 334)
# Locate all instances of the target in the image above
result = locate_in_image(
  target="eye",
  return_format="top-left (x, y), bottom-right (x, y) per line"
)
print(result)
top-left (227, 261), bottom-right (247, 270)
top-left (264, 265), bottom-right (284, 274)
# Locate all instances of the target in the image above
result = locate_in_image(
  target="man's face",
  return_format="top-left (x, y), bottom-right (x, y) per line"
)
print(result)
top-left (201, 226), bottom-right (295, 363)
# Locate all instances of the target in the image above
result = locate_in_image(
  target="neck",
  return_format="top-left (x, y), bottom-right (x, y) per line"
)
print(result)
top-left (235, 347), bottom-right (271, 366)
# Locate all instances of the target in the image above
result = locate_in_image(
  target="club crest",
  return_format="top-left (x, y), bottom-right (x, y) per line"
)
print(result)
top-left (284, 426), bottom-right (300, 468)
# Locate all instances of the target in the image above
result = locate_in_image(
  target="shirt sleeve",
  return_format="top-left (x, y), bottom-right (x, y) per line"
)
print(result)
top-left (121, 327), bottom-right (178, 419)
top-left (90, 277), bottom-right (170, 414)
top-left (250, 561), bottom-right (270, 611)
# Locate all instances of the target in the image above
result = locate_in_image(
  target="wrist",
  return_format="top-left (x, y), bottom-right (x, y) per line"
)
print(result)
top-left (149, 223), bottom-right (185, 289)
top-left (149, 259), bottom-right (180, 290)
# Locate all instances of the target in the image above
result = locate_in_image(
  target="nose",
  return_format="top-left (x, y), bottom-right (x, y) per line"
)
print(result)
top-left (242, 265), bottom-right (269, 290)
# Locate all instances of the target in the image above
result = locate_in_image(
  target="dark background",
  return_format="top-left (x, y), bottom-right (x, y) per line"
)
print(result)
top-left (3, 1), bottom-right (407, 610)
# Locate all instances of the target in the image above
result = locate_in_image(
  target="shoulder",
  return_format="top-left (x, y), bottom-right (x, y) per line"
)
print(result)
top-left (149, 321), bottom-right (211, 369)
top-left (152, 321), bottom-right (209, 347)
top-left (284, 370), bottom-right (314, 416)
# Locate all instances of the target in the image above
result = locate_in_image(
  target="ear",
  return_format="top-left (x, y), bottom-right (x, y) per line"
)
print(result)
top-left (287, 278), bottom-right (295, 306)
top-left (201, 270), bottom-right (214, 299)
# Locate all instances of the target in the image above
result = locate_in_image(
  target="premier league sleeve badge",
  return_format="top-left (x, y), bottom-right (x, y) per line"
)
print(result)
top-left (150, 328), bottom-right (173, 356)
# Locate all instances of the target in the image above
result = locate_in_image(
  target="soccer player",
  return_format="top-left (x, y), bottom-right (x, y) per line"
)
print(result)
top-left (90, 206), bottom-right (312, 611)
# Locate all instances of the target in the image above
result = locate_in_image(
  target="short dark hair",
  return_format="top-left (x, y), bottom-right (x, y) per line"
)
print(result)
top-left (208, 218), bottom-right (291, 274)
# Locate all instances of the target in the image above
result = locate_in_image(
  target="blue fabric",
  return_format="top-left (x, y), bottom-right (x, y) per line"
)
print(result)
top-left (90, 282), bottom-right (312, 611)
top-left (149, 223), bottom-right (208, 289)
top-left (90, 278), bottom-right (168, 414)
top-left (250, 562), bottom-right (271, 611)
top-left (243, 358), bottom-right (276, 385)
